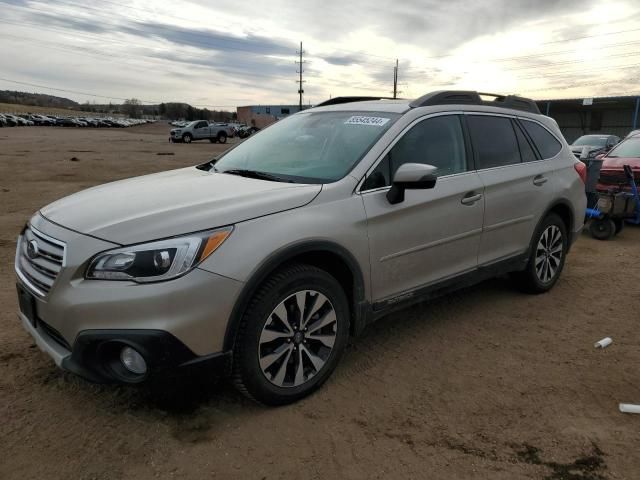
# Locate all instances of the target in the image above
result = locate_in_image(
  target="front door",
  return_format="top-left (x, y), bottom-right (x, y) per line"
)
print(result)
top-left (194, 121), bottom-right (210, 139)
top-left (361, 114), bottom-right (485, 303)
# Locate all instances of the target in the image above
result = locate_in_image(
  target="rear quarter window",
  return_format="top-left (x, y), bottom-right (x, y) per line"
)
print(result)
top-left (521, 120), bottom-right (562, 159)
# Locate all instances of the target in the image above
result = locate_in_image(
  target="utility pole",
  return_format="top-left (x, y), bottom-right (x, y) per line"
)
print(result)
top-left (296, 42), bottom-right (305, 110)
top-left (393, 59), bottom-right (399, 99)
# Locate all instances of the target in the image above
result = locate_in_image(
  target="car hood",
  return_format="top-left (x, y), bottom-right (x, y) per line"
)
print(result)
top-left (40, 167), bottom-right (322, 244)
top-left (600, 156), bottom-right (640, 169)
top-left (570, 145), bottom-right (604, 154)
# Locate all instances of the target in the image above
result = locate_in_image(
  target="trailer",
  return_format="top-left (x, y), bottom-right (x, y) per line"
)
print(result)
top-left (587, 165), bottom-right (640, 240)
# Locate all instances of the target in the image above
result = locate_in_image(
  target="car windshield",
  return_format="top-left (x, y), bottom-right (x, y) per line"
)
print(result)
top-left (213, 111), bottom-right (400, 183)
top-left (572, 135), bottom-right (608, 147)
top-left (607, 138), bottom-right (640, 158)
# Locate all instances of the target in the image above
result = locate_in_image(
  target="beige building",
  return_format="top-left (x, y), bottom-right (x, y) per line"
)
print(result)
top-left (236, 105), bottom-right (308, 128)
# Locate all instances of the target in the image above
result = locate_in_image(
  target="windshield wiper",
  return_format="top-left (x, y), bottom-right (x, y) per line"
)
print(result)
top-left (221, 169), bottom-right (291, 182)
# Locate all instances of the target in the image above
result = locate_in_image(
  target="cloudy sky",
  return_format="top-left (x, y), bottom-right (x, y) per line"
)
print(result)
top-left (1, 0), bottom-right (639, 108)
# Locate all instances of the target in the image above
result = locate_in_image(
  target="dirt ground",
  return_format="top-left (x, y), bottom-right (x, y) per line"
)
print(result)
top-left (1, 123), bottom-right (639, 480)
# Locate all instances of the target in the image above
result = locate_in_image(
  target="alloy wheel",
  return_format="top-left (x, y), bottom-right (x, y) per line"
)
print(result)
top-left (258, 290), bottom-right (337, 388)
top-left (535, 225), bottom-right (563, 283)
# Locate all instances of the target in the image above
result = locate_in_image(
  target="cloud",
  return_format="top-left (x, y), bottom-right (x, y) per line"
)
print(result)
top-left (1, 0), bottom-right (639, 106)
top-left (118, 22), bottom-right (297, 57)
top-left (323, 54), bottom-right (361, 66)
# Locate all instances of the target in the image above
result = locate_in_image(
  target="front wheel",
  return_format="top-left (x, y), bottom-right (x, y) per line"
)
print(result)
top-left (182, 133), bottom-right (192, 143)
top-left (232, 264), bottom-right (350, 405)
top-left (512, 213), bottom-right (567, 294)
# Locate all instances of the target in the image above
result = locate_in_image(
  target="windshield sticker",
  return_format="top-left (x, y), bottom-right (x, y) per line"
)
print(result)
top-left (344, 116), bottom-right (390, 127)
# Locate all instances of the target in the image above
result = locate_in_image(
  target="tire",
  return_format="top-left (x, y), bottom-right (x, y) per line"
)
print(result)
top-left (589, 218), bottom-right (615, 240)
top-left (513, 213), bottom-right (568, 294)
top-left (182, 133), bottom-right (192, 144)
top-left (217, 132), bottom-right (227, 144)
top-left (613, 218), bottom-right (625, 236)
top-left (233, 264), bottom-right (350, 406)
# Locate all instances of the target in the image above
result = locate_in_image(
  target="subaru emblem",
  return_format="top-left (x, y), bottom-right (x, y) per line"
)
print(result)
top-left (27, 239), bottom-right (39, 259)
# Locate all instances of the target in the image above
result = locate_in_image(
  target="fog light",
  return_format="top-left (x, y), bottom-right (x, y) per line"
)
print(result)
top-left (120, 346), bottom-right (147, 375)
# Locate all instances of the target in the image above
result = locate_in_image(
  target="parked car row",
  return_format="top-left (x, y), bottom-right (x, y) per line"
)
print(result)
top-left (0, 113), bottom-right (155, 128)
top-left (167, 120), bottom-right (261, 142)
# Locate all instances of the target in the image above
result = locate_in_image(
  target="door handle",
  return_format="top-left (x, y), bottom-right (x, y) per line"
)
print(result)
top-left (533, 175), bottom-right (548, 186)
top-left (461, 192), bottom-right (482, 205)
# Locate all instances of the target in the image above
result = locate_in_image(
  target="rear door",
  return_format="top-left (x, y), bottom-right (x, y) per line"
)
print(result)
top-left (467, 114), bottom-right (560, 265)
top-left (361, 114), bottom-right (485, 303)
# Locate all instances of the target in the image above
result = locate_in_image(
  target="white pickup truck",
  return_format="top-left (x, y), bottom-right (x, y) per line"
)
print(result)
top-left (169, 120), bottom-right (234, 144)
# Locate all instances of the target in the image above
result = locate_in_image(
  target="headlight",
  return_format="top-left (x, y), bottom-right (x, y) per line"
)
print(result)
top-left (86, 227), bottom-right (233, 282)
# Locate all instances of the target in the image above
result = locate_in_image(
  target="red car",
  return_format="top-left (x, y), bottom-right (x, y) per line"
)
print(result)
top-left (597, 134), bottom-right (640, 193)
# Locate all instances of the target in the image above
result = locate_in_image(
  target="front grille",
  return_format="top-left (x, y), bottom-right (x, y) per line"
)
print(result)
top-left (15, 225), bottom-right (66, 297)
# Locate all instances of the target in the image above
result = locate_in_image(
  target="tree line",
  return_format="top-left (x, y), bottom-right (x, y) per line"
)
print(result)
top-left (0, 90), bottom-right (235, 121)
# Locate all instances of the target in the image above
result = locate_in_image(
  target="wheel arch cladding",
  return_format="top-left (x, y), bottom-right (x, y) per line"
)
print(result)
top-left (223, 241), bottom-right (367, 352)
top-left (546, 200), bottom-right (574, 235)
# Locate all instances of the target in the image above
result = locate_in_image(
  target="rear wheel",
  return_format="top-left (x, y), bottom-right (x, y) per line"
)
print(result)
top-left (513, 213), bottom-right (567, 293)
top-left (217, 132), bottom-right (227, 144)
top-left (233, 264), bottom-right (350, 405)
top-left (589, 218), bottom-right (615, 240)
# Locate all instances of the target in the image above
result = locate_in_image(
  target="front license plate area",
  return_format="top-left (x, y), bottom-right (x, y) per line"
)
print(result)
top-left (16, 284), bottom-right (37, 328)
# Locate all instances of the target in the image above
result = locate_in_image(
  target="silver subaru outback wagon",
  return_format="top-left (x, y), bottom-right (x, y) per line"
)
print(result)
top-left (15, 91), bottom-right (587, 405)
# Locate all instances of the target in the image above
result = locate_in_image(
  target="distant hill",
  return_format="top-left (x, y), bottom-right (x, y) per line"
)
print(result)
top-left (0, 90), bottom-right (79, 109)
top-left (0, 89), bottom-right (235, 120)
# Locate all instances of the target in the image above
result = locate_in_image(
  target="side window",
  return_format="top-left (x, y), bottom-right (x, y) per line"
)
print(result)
top-left (362, 115), bottom-right (467, 190)
top-left (198, 121), bottom-right (208, 128)
top-left (520, 120), bottom-right (562, 159)
top-left (362, 155), bottom-right (391, 190)
top-left (513, 121), bottom-right (539, 162)
top-left (467, 115), bottom-right (520, 169)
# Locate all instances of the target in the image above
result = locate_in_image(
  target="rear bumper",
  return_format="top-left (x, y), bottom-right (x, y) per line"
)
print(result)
top-left (19, 311), bottom-right (232, 383)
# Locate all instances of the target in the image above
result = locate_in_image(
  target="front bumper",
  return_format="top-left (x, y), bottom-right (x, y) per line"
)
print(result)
top-left (19, 310), bottom-right (232, 383)
top-left (16, 214), bottom-right (243, 383)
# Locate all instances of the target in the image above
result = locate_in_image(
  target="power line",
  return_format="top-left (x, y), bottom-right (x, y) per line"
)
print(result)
top-left (0, 76), bottom-right (247, 107)
top-left (0, 77), bottom-right (160, 103)
top-left (0, 31), bottom-right (386, 100)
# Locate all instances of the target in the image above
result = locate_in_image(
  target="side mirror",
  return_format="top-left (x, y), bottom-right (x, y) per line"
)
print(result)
top-left (595, 153), bottom-right (606, 160)
top-left (387, 163), bottom-right (438, 205)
